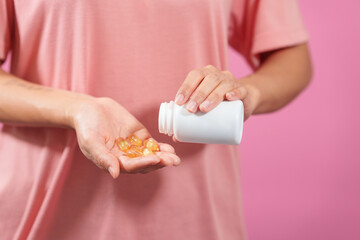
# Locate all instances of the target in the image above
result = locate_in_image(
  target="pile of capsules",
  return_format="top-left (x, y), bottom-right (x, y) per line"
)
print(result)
top-left (116, 135), bottom-right (160, 158)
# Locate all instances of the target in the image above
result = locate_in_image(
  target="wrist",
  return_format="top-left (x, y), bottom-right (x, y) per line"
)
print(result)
top-left (64, 94), bottom-right (97, 129)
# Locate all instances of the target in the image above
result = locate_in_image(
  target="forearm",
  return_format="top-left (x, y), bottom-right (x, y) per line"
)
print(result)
top-left (243, 43), bottom-right (312, 114)
top-left (0, 68), bottom-right (91, 128)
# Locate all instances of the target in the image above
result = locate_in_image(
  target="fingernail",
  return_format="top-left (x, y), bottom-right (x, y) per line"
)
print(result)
top-left (175, 94), bottom-right (184, 104)
top-left (108, 166), bottom-right (115, 178)
top-left (187, 101), bottom-right (197, 112)
top-left (200, 100), bottom-right (211, 110)
top-left (226, 92), bottom-right (235, 99)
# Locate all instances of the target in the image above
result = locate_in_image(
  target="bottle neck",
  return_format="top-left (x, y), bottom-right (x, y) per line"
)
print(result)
top-left (158, 101), bottom-right (175, 136)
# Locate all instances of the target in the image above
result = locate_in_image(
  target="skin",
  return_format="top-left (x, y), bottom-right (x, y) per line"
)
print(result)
top-left (0, 43), bottom-right (312, 178)
top-left (176, 43), bottom-right (312, 118)
top-left (0, 71), bottom-right (180, 178)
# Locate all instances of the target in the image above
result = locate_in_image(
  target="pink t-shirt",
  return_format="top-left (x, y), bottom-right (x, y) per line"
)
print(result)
top-left (0, 0), bottom-right (308, 239)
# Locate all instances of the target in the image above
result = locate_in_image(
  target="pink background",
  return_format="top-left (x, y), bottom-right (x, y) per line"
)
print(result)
top-left (2, 0), bottom-right (359, 239)
top-left (229, 0), bottom-right (360, 239)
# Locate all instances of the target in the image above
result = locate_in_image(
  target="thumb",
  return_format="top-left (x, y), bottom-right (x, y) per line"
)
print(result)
top-left (91, 144), bottom-right (120, 179)
top-left (172, 136), bottom-right (180, 143)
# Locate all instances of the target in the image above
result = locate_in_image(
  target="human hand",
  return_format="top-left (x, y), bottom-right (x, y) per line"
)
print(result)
top-left (174, 65), bottom-right (260, 121)
top-left (68, 97), bottom-right (180, 178)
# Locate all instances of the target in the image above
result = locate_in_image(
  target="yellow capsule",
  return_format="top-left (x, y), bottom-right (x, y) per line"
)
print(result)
top-left (143, 139), bottom-right (160, 152)
top-left (116, 137), bottom-right (130, 152)
top-left (142, 148), bottom-right (153, 156)
top-left (126, 135), bottom-right (143, 146)
top-left (126, 150), bottom-right (142, 158)
top-left (126, 145), bottom-right (143, 158)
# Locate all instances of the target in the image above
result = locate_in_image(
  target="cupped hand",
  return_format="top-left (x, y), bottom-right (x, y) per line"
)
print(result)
top-left (67, 97), bottom-right (181, 178)
top-left (174, 65), bottom-right (260, 121)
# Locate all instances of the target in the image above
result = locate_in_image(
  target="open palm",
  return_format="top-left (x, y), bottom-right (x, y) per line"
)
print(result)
top-left (71, 97), bottom-right (180, 178)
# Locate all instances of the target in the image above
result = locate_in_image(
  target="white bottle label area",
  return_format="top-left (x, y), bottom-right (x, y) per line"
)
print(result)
top-left (158, 100), bottom-right (244, 145)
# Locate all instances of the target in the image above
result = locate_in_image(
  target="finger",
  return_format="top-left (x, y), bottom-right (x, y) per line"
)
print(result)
top-left (198, 79), bottom-right (236, 112)
top-left (90, 143), bottom-right (121, 179)
top-left (159, 143), bottom-right (176, 153)
top-left (155, 152), bottom-right (181, 166)
top-left (175, 65), bottom-right (217, 105)
top-left (172, 136), bottom-right (180, 143)
top-left (155, 152), bottom-right (174, 166)
top-left (119, 155), bottom-right (160, 173)
top-left (186, 71), bottom-right (225, 113)
top-left (225, 87), bottom-right (248, 101)
top-left (132, 128), bottom-right (152, 140)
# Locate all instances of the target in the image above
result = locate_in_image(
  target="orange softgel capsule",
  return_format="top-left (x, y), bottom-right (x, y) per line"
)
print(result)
top-left (115, 137), bottom-right (130, 152)
top-left (116, 135), bottom-right (160, 158)
top-left (144, 139), bottom-right (160, 152)
top-left (126, 135), bottom-right (143, 146)
top-left (126, 145), bottom-right (143, 158)
top-left (142, 147), bottom-right (153, 156)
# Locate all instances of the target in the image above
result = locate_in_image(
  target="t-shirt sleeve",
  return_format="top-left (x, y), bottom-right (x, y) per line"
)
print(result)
top-left (0, 0), bottom-right (14, 63)
top-left (228, 0), bottom-right (309, 69)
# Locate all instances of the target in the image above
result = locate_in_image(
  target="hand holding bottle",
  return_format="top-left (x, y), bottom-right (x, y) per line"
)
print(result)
top-left (174, 65), bottom-right (260, 120)
top-left (167, 65), bottom-right (261, 144)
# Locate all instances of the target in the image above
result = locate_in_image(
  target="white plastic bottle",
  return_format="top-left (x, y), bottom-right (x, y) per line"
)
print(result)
top-left (158, 100), bottom-right (244, 145)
